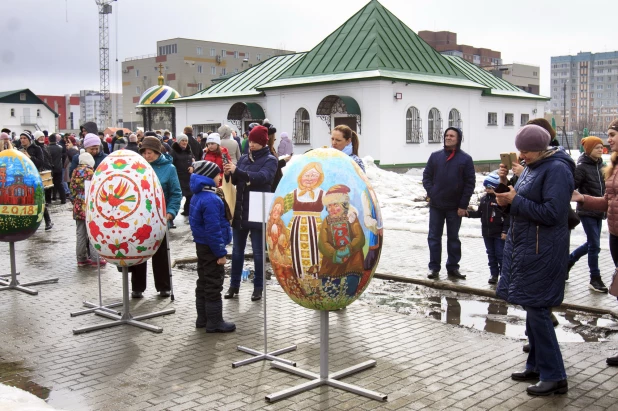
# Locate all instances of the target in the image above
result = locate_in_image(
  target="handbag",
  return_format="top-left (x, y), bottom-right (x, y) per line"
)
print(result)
top-left (610, 268), bottom-right (618, 297)
top-left (221, 175), bottom-right (236, 220)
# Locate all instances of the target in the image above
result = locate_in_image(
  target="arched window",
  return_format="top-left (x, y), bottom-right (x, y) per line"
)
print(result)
top-left (405, 107), bottom-right (423, 143)
top-left (294, 108), bottom-right (310, 144)
top-left (428, 108), bottom-right (443, 143)
top-left (448, 108), bottom-right (462, 129)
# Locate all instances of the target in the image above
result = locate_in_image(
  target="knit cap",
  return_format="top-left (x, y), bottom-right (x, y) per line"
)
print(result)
top-left (581, 136), bottom-right (604, 155)
top-left (78, 149), bottom-right (95, 168)
top-left (515, 125), bottom-right (551, 152)
top-left (33, 130), bottom-right (45, 140)
top-left (176, 134), bottom-right (188, 144)
top-left (483, 172), bottom-right (500, 189)
top-left (20, 131), bottom-right (33, 141)
top-left (0, 132), bottom-right (9, 141)
top-left (129, 133), bottom-right (138, 143)
top-left (206, 133), bottom-right (221, 145)
top-left (83, 133), bottom-right (101, 148)
top-left (192, 161), bottom-right (220, 179)
top-left (248, 125), bottom-right (268, 147)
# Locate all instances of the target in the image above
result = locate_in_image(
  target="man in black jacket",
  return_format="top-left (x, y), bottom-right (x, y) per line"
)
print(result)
top-left (422, 127), bottom-right (475, 280)
top-left (184, 126), bottom-right (202, 162)
top-left (47, 134), bottom-right (66, 204)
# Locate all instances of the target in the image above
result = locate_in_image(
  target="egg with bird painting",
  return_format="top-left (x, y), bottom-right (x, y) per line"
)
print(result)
top-left (86, 150), bottom-right (167, 267)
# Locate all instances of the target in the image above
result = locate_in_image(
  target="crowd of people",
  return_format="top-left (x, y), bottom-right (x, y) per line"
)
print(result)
top-left (422, 118), bottom-right (618, 397)
top-left (3, 116), bottom-right (617, 394)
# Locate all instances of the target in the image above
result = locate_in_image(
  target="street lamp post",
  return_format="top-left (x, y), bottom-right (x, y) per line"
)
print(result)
top-left (130, 111), bottom-right (133, 130)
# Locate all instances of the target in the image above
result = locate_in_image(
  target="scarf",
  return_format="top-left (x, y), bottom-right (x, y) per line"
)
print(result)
top-left (446, 149), bottom-right (456, 162)
top-left (342, 141), bottom-right (353, 156)
top-left (298, 186), bottom-right (316, 200)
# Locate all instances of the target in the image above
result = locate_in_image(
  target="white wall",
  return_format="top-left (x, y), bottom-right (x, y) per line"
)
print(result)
top-left (175, 80), bottom-right (546, 166)
top-left (0, 103), bottom-right (57, 135)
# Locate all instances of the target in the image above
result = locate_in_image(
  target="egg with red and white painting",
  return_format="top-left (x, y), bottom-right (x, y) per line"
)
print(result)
top-left (86, 150), bottom-right (167, 267)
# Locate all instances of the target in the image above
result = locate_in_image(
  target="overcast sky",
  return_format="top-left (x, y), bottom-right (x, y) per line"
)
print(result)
top-left (0, 0), bottom-right (615, 97)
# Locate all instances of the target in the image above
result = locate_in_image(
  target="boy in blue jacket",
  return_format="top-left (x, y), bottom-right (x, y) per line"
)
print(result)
top-left (189, 161), bottom-right (235, 333)
top-left (466, 173), bottom-right (509, 284)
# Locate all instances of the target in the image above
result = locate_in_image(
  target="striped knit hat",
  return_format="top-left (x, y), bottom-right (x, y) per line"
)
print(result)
top-left (192, 160), bottom-right (220, 179)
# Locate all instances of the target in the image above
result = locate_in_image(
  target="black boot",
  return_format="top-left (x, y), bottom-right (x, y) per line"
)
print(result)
top-left (205, 300), bottom-right (235, 333)
top-left (251, 288), bottom-right (263, 301)
top-left (224, 287), bottom-right (239, 299)
top-left (195, 297), bottom-right (206, 328)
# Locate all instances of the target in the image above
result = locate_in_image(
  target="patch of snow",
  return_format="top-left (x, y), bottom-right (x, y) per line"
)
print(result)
top-left (0, 384), bottom-right (65, 411)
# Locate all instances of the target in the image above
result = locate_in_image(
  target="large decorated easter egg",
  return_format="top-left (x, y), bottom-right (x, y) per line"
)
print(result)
top-left (268, 148), bottom-right (382, 310)
top-left (0, 149), bottom-right (45, 242)
top-left (86, 150), bottom-right (167, 267)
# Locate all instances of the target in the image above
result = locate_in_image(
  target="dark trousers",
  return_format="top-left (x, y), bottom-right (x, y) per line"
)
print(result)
top-left (230, 227), bottom-right (263, 289)
top-left (130, 233), bottom-right (171, 292)
top-left (183, 194), bottom-right (193, 215)
top-left (483, 236), bottom-right (505, 278)
top-left (524, 306), bottom-right (567, 381)
top-left (427, 207), bottom-right (462, 272)
top-left (569, 216), bottom-right (602, 278)
top-left (196, 244), bottom-right (224, 302)
top-left (609, 234), bottom-right (618, 266)
top-left (43, 207), bottom-right (51, 225)
top-left (51, 171), bottom-right (66, 203)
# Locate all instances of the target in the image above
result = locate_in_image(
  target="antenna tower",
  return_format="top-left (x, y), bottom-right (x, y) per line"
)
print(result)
top-left (95, 0), bottom-right (115, 129)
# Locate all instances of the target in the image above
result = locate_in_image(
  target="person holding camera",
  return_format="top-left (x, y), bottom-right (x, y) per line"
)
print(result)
top-left (203, 133), bottom-right (231, 186)
top-left (495, 124), bottom-right (574, 396)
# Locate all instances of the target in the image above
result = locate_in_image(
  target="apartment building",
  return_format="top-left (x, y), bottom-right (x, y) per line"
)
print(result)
top-left (483, 63), bottom-right (540, 95)
top-left (550, 51), bottom-right (618, 135)
top-left (121, 38), bottom-right (294, 130)
top-left (418, 30), bottom-right (501, 67)
top-left (78, 90), bottom-right (123, 131)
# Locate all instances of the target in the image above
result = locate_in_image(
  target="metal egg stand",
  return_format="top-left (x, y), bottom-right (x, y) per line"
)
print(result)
top-left (0, 242), bottom-right (58, 295)
top-left (232, 193), bottom-right (387, 403)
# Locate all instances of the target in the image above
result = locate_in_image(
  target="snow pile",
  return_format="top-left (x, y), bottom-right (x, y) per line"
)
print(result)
top-left (0, 384), bottom-right (65, 411)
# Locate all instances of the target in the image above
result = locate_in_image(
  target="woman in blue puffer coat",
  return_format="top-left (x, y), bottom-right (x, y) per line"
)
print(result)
top-left (495, 124), bottom-right (575, 397)
top-left (222, 125), bottom-right (277, 302)
top-left (128, 136), bottom-right (182, 298)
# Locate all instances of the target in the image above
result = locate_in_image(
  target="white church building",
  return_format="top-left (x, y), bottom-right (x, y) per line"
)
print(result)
top-left (173, 0), bottom-right (547, 167)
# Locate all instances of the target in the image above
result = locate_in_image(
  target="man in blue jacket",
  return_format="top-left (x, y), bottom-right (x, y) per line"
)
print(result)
top-left (422, 127), bottom-right (475, 280)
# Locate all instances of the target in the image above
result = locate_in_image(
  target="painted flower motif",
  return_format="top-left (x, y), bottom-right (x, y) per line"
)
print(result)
top-left (89, 221), bottom-right (103, 241)
top-left (109, 240), bottom-right (129, 256)
top-left (140, 176), bottom-right (150, 191)
top-left (103, 219), bottom-right (130, 229)
top-left (112, 159), bottom-right (128, 170)
top-left (133, 224), bottom-right (152, 244)
top-left (132, 162), bottom-right (147, 174)
top-left (95, 162), bottom-right (108, 175)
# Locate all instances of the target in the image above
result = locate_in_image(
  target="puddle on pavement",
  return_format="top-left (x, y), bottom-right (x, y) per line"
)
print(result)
top-left (360, 280), bottom-right (618, 343)
top-left (0, 359), bottom-right (88, 410)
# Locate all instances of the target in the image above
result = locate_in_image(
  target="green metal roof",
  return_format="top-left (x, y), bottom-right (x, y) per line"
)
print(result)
top-left (278, 0), bottom-right (465, 80)
top-left (443, 55), bottom-right (550, 101)
top-left (174, 53), bottom-right (305, 101)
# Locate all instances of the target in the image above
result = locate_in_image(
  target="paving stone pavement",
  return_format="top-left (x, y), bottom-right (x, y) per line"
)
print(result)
top-left (0, 203), bottom-right (617, 411)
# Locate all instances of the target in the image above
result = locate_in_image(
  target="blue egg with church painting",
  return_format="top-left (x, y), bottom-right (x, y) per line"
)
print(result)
top-left (268, 148), bottom-right (383, 311)
top-left (0, 150), bottom-right (45, 242)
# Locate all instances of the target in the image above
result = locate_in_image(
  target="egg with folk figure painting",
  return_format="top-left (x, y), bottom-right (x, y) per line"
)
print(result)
top-left (0, 150), bottom-right (46, 242)
top-left (268, 148), bottom-right (383, 311)
top-left (86, 150), bottom-right (167, 267)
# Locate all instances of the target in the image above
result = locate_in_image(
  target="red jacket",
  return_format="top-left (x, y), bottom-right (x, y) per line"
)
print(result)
top-left (203, 146), bottom-right (231, 186)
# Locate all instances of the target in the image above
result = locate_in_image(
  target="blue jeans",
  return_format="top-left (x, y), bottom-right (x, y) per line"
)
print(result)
top-left (483, 236), bottom-right (505, 278)
top-left (230, 227), bottom-right (263, 290)
top-left (569, 216), bottom-right (602, 278)
top-left (524, 306), bottom-right (567, 381)
top-left (427, 207), bottom-right (462, 272)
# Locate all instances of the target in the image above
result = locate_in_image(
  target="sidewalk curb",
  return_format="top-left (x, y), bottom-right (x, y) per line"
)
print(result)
top-left (375, 272), bottom-right (618, 320)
